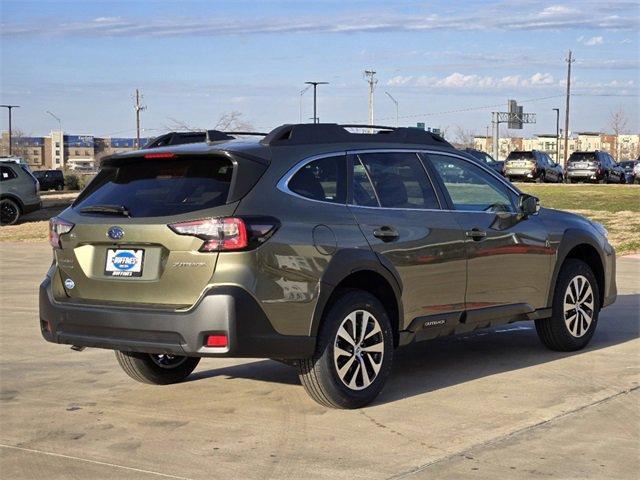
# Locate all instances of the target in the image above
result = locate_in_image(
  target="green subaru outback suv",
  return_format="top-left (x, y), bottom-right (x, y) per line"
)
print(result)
top-left (40, 124), bottom-right (617, 408)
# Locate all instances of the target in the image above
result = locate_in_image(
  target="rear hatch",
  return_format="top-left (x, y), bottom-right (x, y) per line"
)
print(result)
top-left (504, 152), bottom-right (535, 171)
top-left (567, 152), bottom-right (598, 170)
top-left (53, 151), bottom-right (266, 308)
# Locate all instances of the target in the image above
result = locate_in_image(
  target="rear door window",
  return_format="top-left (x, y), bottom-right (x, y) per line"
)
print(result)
top-left (353, 152), bottom-right (440, 209)
top-left (75, 156), bottom-right (234, 217)
top-left (288, 155), bottom-right (346, 203)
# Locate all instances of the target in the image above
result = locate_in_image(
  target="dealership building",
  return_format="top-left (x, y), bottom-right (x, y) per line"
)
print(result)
top-left (0, 131), bottom-right (149, 171)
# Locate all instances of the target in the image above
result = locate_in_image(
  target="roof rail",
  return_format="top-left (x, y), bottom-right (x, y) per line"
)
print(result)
top-left (261, 123), bottom-right (450, 147)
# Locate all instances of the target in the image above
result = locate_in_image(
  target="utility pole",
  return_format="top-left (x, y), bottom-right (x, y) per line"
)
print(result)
top-left (304, 81), bottom-right (328, 124)
top-left (492, 112), bottom-right (499, 160)
top-left (299, 85), bottom-right (311, 123)
top-left (364, 70), bottom-right (378, 131)
top-left (134, 89), bottom-right (146, 149)
top-left (385, 91), bottom-right (399, 127)
top-left (1, 105), bottom-right (20, 156)
top-left (563, 50), bottom-right (574, 166)
top-left (552, 108), bottom-right (560, 162)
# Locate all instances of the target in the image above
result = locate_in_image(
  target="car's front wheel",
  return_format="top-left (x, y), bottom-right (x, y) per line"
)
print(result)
top-left (115, 351), bottom-right (200, 385)
top-left (298, 289), bottom-right (394, 408)
top-left (0, 198), bottom-right (20, 226)
top-left (535, 259), bottom-right (599, 351)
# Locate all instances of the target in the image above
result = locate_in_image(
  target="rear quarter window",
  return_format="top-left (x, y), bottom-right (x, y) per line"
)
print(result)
top-left (75, 156), bottom-right (234, 217)
top-left (1, 166), bottom-right (17, 181)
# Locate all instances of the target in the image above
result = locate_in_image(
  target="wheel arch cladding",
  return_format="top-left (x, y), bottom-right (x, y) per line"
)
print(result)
top-left (311, 249), bottom-right (403, 347)
top-left (550, 230), bottom-right (605, 309)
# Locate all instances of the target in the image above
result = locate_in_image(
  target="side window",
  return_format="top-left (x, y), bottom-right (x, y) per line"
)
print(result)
top-left (0, 166), bottom-right (17, 181)
top-left (428, 154), bottom-right (515, 213)
top-left (288, 155), bottom-right (346, 203)
top-left (353, 152), bottom-right (440, 209)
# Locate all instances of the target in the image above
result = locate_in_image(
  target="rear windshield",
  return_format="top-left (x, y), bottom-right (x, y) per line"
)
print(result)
top-left (568, 153), bottom-right (597, 163)
top-left (74, 156), bottom-right (233, 217)
top-left (506, 152), bottom-right (534, 161)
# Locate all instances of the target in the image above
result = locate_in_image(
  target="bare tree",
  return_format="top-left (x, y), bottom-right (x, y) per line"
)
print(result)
top-left (213, 111), bottom-right (254, 132)
top-left (163, 111), bottom-right (254, 133)
top-left (608, 106), bottom-right (630, 161)
top-left (452, 126), bottom-right (476, 148)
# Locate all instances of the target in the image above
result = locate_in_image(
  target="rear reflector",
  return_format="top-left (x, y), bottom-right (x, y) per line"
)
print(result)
top-left (205, 334), bottom-right (228, 348)
top-left (144, 152), bottom-right (175, 159)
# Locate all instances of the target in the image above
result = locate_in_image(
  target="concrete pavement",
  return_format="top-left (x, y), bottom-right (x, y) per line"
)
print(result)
top-left (0, 242), bottom-right (638, 479)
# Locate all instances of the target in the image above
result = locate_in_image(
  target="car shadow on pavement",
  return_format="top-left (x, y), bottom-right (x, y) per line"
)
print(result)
top-left (186, 293), bottom-right (639, 404)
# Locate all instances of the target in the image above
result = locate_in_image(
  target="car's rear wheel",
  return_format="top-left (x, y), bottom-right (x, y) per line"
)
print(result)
top-left (56, 184), bottom-right (64, 191)
top-left (115, 351), bottom-right (200, 385)
top-left (0, 198), bottom-right (20, 226)
top-left (535, 259), bottom-right (599, 351)
top-left (298, 289), bottom-right (394, 409)
top-left (536, 171), bottom-right (546, 183)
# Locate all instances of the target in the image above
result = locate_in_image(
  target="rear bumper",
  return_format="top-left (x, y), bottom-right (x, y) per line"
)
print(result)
top-left (566, 170), bottom-right (601, 180)
top-left (504, 169), bottom-right (536, 179)
top-left (39, 276), bottom-right (315, 359)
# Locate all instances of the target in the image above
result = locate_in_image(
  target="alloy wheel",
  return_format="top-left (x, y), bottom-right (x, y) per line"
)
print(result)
top-left (333, 310), bottom-right (385, 391)
top-left (149, 354), bottom-right (188, 369)
top-left (1, 200), bottom-right (19, 225)
top-left (563, 275), bottom-right (595, 338)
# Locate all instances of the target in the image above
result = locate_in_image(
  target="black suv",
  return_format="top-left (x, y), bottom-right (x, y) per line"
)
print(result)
top-left (463, 148), bottom-right (504, 176)
top-left (33, 169), bottom-right (65, 191)
top-left (40, 124), bottom-right (616, 408)
top-left (566, 151), bottom-right (626, 184)
top-left (618, 160), bottom-right (637, 184)
top-left (504, 150), bottom-right (564, 183)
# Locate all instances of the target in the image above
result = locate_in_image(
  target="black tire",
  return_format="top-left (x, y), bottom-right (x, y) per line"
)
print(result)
top-left (298, 289), bottom-right (394, 409)
top-left (1, 198), bottom-right (20, 226)
top-left (56, 184), bottom-right (64, 191)
top-left (115, 351), bottom-right (200, 385)
top-left (536, 171), bottom-right (545, 183)
top-left (535, 259), bottom-right (600, 352)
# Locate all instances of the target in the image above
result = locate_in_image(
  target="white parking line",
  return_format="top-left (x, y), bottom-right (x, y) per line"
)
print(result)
top-left (0, 444), bottom-right (195, 480)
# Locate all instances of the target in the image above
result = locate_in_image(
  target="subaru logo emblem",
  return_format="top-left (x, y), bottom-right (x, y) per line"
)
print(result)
top-left (107, 226), bottom-right (124, 240)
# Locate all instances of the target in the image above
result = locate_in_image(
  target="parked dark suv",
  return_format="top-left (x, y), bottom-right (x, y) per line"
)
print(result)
top-left (39, 124), bottom-right (617, 408)
top-left (618, 160), bottom-right (638, 184)
top-left (463, 148), bottom-right (504, 176)
top-left (504, 150), bottom-right (564, 183)
top-left (33, 169), bottom-right (65, 191)
top-left (566, 151), bottom-right (626, 184)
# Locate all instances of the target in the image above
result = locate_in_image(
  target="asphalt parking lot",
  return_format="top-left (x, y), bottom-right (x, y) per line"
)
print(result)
top-left (0, 242), bottom-right (638, 479)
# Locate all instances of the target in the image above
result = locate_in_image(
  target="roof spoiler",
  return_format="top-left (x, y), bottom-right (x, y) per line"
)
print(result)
top-left (144, 130), bottom-right (269, 148)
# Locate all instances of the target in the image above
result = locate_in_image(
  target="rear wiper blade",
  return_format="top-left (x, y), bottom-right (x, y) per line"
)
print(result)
top-left (79, 204), bottom-right (131, 217)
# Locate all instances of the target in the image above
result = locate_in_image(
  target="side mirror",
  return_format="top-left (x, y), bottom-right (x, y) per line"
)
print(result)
top-left (518, 193), bottom-right (539, 216)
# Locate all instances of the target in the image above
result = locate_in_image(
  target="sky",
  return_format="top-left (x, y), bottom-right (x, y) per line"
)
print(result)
top-left (1, 0), bottom-right (639, 140)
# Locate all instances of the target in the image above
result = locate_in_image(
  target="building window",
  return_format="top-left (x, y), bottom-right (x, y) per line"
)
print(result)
top-left (55, 142), bottom-right (60, 148)
top-left (55, 150), bottom-right (60, 156)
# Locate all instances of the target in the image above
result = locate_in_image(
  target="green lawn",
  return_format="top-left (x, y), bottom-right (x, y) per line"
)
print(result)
top-left (515, 183), bottom-right (640, 255)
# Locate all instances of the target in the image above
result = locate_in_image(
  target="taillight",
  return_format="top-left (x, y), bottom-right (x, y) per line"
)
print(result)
top-left (169, 217), bottom-right (248, 252)
top-left (169, 216), bottom-right (279, 252)
top-left (49, 217), bottom-right (74, 249)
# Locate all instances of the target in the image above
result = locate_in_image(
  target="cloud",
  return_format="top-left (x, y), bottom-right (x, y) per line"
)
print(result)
top-left (387, 72), bottom-right (558, 90)
top-left (578, 35), bottom-right (604, 46)
top-left (2, 1), bottom-right (638, 37)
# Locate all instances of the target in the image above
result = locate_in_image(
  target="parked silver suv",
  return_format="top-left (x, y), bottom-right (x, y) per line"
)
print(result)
top-left (0, 159), bottom-right (41, 225)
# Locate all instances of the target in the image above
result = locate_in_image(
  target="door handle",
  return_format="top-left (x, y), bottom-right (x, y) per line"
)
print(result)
top-left (465, 228), bottom-right (487, 241)
top-left (373, 226), bottom-right (399, 242)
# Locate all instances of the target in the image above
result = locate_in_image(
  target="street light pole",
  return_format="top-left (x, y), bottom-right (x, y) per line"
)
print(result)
top-left (385, 91), bottom-right (399, 127)
top-left (1, 105), bottom-right (20, 155)
top-left (552, 108), bottom-right (560, 163)
top-left (46, 110), bottom-right (62, 131)
top-left (305, 81), bottom-right (329, 124)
